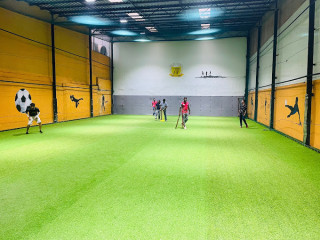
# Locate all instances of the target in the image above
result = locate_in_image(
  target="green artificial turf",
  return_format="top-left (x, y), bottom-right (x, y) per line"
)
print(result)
top-left (0, 115), bottom-right (320, 240)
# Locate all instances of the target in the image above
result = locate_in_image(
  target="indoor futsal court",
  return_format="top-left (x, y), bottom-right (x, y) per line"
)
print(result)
top-left (0, 0), bottom-right (320, 239)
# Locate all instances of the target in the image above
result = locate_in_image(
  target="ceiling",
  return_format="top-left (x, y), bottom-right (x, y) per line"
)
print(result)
top-left (18, 0), bottom-right (275, 42)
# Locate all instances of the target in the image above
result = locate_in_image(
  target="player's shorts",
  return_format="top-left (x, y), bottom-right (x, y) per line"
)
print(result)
top-left (28, 116), bottom-right (41, 125)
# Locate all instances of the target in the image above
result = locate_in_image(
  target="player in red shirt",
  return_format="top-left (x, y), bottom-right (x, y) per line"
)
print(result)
top-left (152, 98), bottom-right (157, 116)
top-left (180, 97), bottom-right (191, 129)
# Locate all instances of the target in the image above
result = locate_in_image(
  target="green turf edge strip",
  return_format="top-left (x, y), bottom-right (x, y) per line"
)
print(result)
top-left (248, 118), bottom-right (320, 153)
top-left (0, 114), bottom-right (112, 133)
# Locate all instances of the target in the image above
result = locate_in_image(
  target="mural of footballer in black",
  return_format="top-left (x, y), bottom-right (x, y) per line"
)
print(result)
top-left (70, 95), bottom-right (83, 108)
top-left (285, 97), bottom-right (301, 125)
top-left (101, 95), bottom-right (108, 112)
top-left (265, 99), bottom-right (267, 114)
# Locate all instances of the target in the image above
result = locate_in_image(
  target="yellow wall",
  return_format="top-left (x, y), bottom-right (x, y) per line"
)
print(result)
top-left (0, 7), bottom-right (112, 131)
top-left (247, 91), bottom-right (255, 119)
top-left (310, 79), bottom-right (320, 149)
top-left (0, 7), bottom-right (53, 131)
top-left (274, 83), bottom-right (305, 141)
top-left (92, 52), bottom-right (112, 116)
top-left (257, 89), bottom-right (271, 126)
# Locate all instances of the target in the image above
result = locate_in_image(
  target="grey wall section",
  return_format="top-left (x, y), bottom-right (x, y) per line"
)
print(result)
top-left (113, 96), bottom-right (241, 116)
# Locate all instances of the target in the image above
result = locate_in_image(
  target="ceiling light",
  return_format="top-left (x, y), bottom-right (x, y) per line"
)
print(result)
top-left (85, 0), bottom-right (95, 2)
top-left (120, 19), bottom-right (127, 23)
top-left (199, 8), bottom-right (211, 19)
top-left (111, 30), bottom-right (138, 36)
top-left (70, 16), bottom-right (112, 25)
top-left (201, 24), bottom-right (210, 29)
top-left (195, 37), bottom-right (214, 41)
top-left (127, 13), bottom-right (145, 21)
top-left (146, 26), bottom-right (158, 32)
top-left (134, 39), bottom-right (151, 42)
top-left (180, 8), bottom-right (223, 21)
top-left (188, 28), bottom-right (219, 35)
top-left (109, 0), bottom-right (123, 2)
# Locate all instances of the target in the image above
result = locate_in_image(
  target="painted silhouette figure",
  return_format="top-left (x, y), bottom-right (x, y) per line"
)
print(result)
top-left (285, 97), bottom-right (301, 125)
top-left (101, 95), bottom-right (108, 111)
top-left (265, 99), bottom-right (267, 115)
top-left (70, 95), bottom-right (83, 108)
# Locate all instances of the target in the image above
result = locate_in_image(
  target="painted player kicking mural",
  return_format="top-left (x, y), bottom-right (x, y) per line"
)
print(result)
top-left (285, 97), bottom-right (301, 125)
top-left (101, 95), bottom-right (108, 112)
top-left (70, 95), bottom-right (83, 108)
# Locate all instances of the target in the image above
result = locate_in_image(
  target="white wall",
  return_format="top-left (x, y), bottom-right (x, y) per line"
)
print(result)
top-left (276, 0), bottom-right (309, 86)
top-left (314, 0), bottom-right (320, 78)
top-left (248, 54), bottom-right (257, 91)
top-left (258, 37), bottom-right (273, 88)
top-left (113, 38), bottom-right (246, 96)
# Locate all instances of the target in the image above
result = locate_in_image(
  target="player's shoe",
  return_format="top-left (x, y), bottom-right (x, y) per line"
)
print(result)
top-left (184, 125), bottom-right (187, 130)
top-left (246, 125), bottom-right (248, 128)
top-left (26, 132), bottom-right (29, 134)
top-left (40, 130), bottom-right (43, 133)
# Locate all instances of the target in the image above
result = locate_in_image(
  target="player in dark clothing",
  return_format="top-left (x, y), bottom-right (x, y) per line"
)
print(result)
top-left (155, 100), bottom-right (162, 120)
top-left (239, 99), bottom-right (248, 128)
top-left (26, 103), bottom-right (42, 134)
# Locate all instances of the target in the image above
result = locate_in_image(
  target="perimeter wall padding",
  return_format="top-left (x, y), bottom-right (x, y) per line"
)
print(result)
top-left (311, 79), bottom-right (320, 150)
top-left (257, 89), bottom-right (271, 127)
top-left (0, 7), bottom-right (111, 131)
top-left (274, 83), bottom-right (306, 142)
top-left (247, 91), bottom-right (256, 120)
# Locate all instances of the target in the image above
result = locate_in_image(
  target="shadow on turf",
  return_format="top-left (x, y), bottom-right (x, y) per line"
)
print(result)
top-left (13, 132), bottom-right (36, 136)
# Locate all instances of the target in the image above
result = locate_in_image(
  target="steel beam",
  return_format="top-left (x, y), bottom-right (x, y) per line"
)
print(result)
top-left (254, 25), bottom-right (261, 121)
top-left (269, 0), bottom-right (279, 129)
top-left (304, 0), bottom-right (315, 145)
top-left (51, 22), bottom-right (58, 122)
top-left (89, 30), bottom-right (93, 118)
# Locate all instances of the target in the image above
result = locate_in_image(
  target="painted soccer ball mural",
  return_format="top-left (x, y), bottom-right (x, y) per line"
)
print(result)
top-left (15, 89), bottom-right (32, 113)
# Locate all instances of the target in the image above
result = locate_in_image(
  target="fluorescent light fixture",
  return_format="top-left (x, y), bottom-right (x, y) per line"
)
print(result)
top-left (180, 8), bottom-right (223, 21)
top-left (140, 32), bottom-right (145, 35)
top-left (85, 0), bottom-right (95, 2)
top-left (127, 12), bottom-right (145, 21)
top-left (109, 0), bottom-right (123, 2)
top-left (70, 16), bottom-right (112, 25)
top-left (134, 39), bottom-right (151, 42)
top-left (201, 24), bottom-right (210, 29)
top-left (145, 26), bottom-right (158, 32)
top-left (120, 19), bottom-right (127, 23)
top-left (188, 28), bottom-right (219, 35)
top-left (111, 30), bottom-right (138, 36)
top-left (199, 8), bottom-right (210, 19)
top-left (195, 37), bottom-right (214, 41)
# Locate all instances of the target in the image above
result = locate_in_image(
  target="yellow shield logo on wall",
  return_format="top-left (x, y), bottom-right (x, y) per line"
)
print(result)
top-left (169, 64), bottom-right (184, 77)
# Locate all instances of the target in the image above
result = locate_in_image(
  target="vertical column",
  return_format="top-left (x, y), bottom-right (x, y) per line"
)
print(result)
top-left (51, 22), bottom-right (58, 122)
top-left (245, 33), bottom-right (251, 106)
top-left (111, 41), bottom-right (114, 114)
top-left (254, 25), bottom-right (262, 121)
top-left (304, 0), bottom-right (316, 145)
top-left (89, 30), bottom-right (93, 118)
top-left (270, 0), bottom-right (279, 129)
